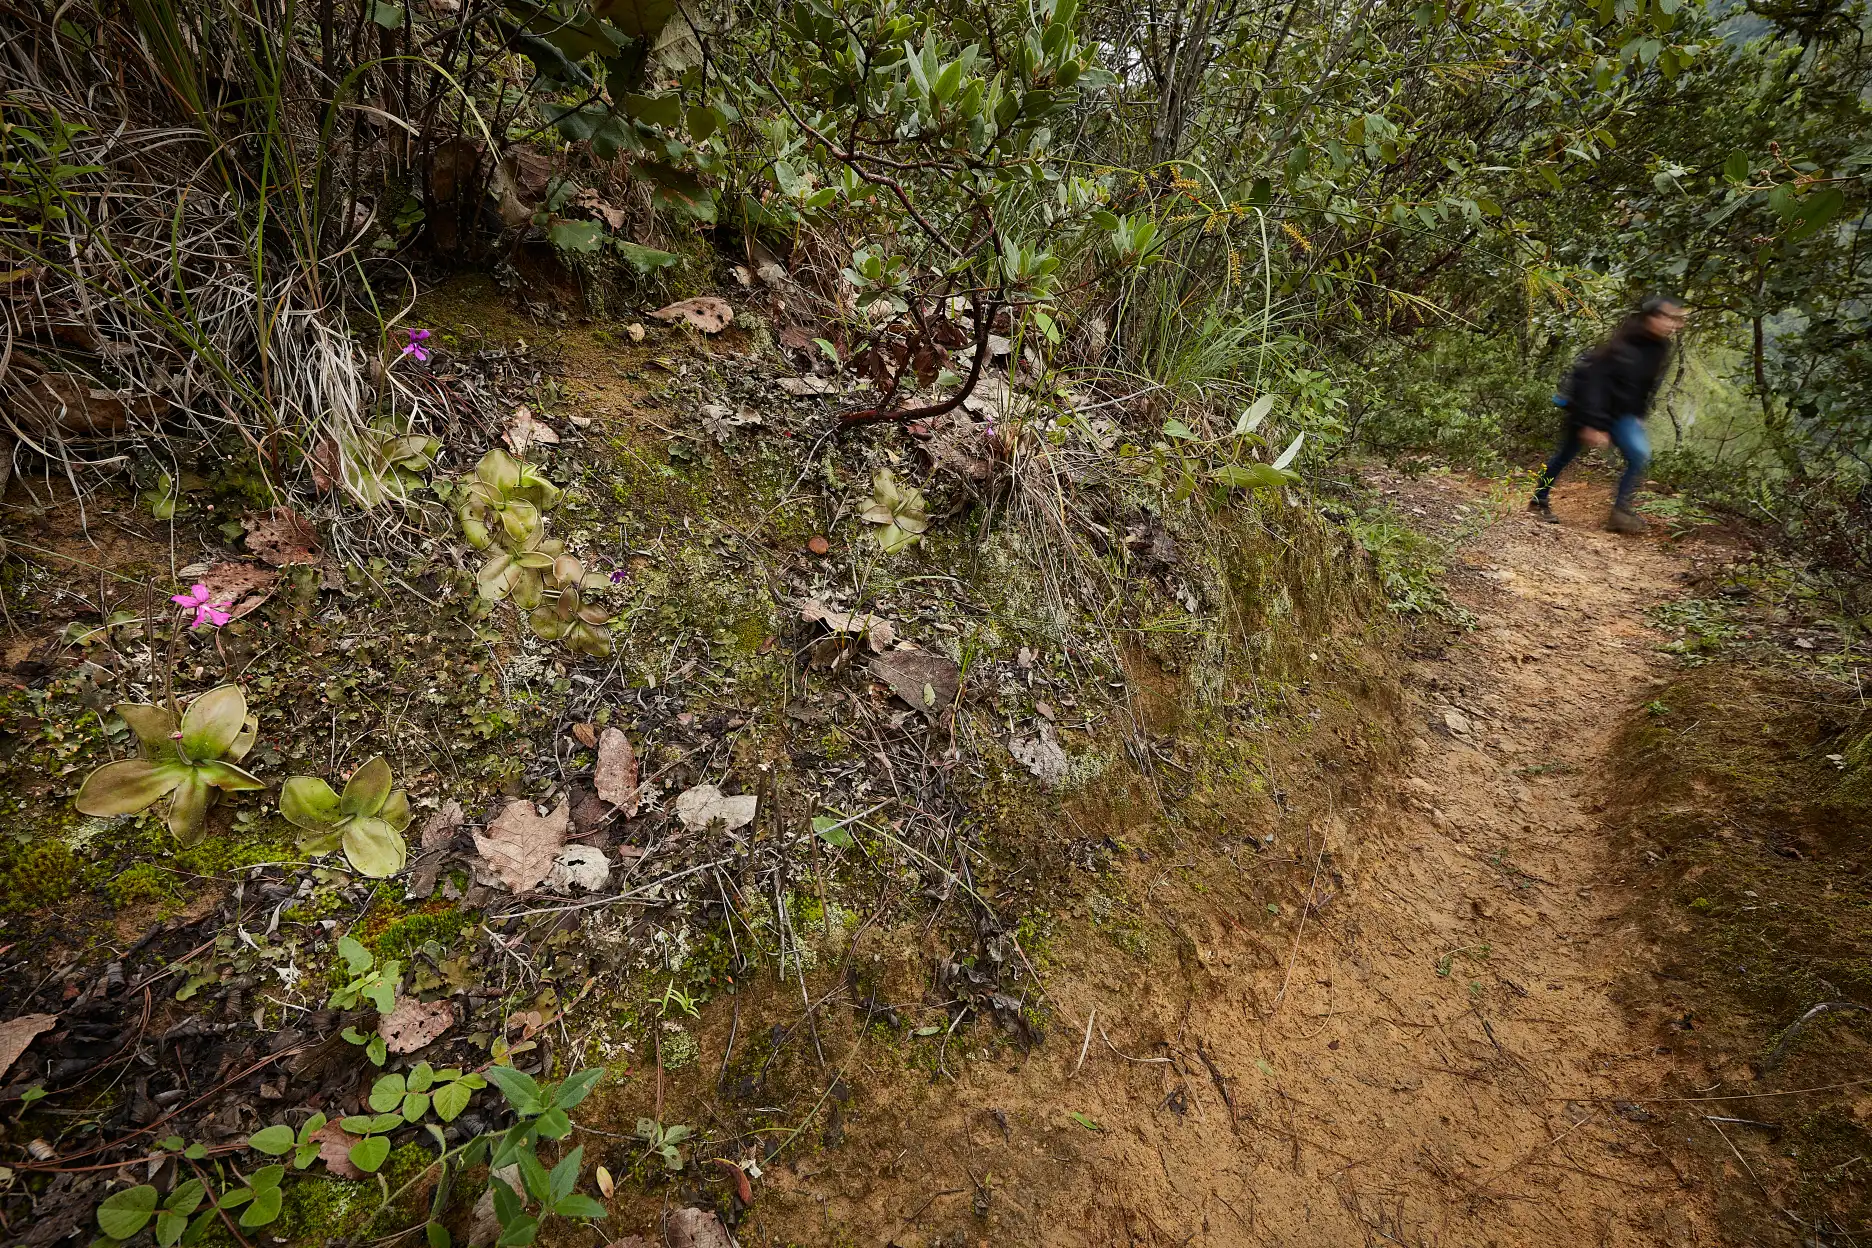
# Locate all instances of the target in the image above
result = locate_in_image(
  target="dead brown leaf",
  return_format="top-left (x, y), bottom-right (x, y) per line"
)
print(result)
top-left (0, 1013), bottom-right (56, 1079)
top-left (419, 800), bottom-right (466, 850)
top-left (195, 562), bottom-right (279, 619)
top-left (710, 1158), bottom-right (754, 1205)
top-left (594, 728), bottom-right (640, 816)
top-left (379, 998), bottom-right (454, 1054)
top-left (571, 722), bottom-right (597, 748)
top-left (473, 799), bottom-right (570, 892)
top-left (242, 507), bottom-right (323, 567)
top-left (311, 1120), bottom-right (365, 1179)
top-left (308, 439), bottom-right (340, 493)
top-left (665, 1207), bottom-right (738, 1248)
top-left (800, 600), bottom-right (895, 649)
top-left (870, 649), bottom-right (961, 721)
top-left (649, 297), bottom-right (734, 334)
top-left (503, 404), bottom-right (560, 455)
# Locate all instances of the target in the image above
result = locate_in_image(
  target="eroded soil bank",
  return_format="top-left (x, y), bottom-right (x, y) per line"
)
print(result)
top-left (656, 471), bottom-right (1724, 1247)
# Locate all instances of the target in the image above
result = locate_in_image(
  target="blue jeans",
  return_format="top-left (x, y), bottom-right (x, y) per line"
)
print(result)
top-left (1534, 414), bottom-right (1650, 510)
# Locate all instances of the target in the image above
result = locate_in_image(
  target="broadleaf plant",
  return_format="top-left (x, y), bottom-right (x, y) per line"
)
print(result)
top-left (73, 685), bottom-right (265, 843)
top-left (279, 755), bottom-right (412, 877)
top-left (859, 468), bottom-right (929, 552)
top-left (526, 555), bottom-right (614, 657)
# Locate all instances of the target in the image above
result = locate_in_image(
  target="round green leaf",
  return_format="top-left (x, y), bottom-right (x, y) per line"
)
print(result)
top-left (432, 1080), bottom-right (472, 1123)
top-left (403, 1092), bottom-right (431, 1120)
top-left (247, 1124), bottom-right (295, 1156)
top-left (75, 759), bottom-right (185, 816)
top-left (380, 789), bottom-right (413, 833)
top-left (475, 447), bottom-right (522, 490)
top-left (196, 759), bottom-right (266, 793)
top-left (279, 776), bottom-right (345, 832)
top-left (155, 1208), bottom-right (190, 1247)
top-left (406, 1062), bottom-right (435, 1093)
top-left (178, 685), bottom-right (248, 760)
top-left (369, 1073), bottom-right (407, 1112)
top-left (98, 1185), bottom-right (159, 1239)
top-left (238, 1184), bottom-right (283, 1228)
top-left (341, 756), bottom-right (394, 818)
top-left (164, 1179), bottom-right (206, 1217)
top-left (349, 1135), bottom-right (392, 1173)
top-left (343, 816), bottom-right (408, 878)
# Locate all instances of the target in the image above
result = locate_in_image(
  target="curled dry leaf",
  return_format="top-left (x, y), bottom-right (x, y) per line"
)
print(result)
top-left (800, 600), bottom-right (895, 650)
top-left (594, 728), bottom-right (640, 816)
top-left (665, 1207), bottom-right (738, 1248)
top-left (571, 722), bottom-right (597, 748)
top-left (0, 1013), bottom-right (57, 1079)
top-left (1011, 723), bottom-right (1071, 788)
top-left (473, 799), bottom-right (570, 892)
top-left (673, 784), bottom-right (758, 833)
top-left (649, 297), bottom-right (734, 334)
top-left (504, 404), bottom-right (560, 455)
top-left (379, 997), bottom-right (454, 1054)
top-left (778, 375), bottom-right (836, 397)
top-left (196, 562), bottom-right (279, 619)
top-left (545, 844), bottom-right (611, 893)
top-left (242, 507), bottom-right (323, 567)
top-left (711, 1157), bottom-right (754, 1205)
top-left (311, 1120), bottom-right (365, 1179)
top-left (419, 799), bottom-right (467, 850)
top-left (869, 649), bottom-right (961, 722)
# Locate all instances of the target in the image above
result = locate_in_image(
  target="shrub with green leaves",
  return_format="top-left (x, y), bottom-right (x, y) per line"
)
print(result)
top-left (279, 755), bottom-right (411, 877)
top-left (73, 685), bottom-right (264, 842)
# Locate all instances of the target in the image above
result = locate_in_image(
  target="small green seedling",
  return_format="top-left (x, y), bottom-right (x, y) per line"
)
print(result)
top-left (634, 1118), bottom-right (694, 1170)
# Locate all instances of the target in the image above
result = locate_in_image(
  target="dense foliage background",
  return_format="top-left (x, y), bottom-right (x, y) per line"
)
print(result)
top-left (1, 0), bottom-right (1867, 579)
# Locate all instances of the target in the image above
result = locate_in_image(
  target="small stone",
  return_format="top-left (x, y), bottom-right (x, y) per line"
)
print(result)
top-left (1443, 709), bottom-right (1473, 736)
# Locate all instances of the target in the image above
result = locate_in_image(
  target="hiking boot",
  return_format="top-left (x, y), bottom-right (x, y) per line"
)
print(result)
top-left (1528, 498), bottom-right (1559, 524)
top-left (1607, 506), bottom-right (1647, 534)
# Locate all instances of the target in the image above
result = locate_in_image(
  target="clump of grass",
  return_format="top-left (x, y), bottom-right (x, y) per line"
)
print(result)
top-left (1343, 508), bottom-right (1472, 625)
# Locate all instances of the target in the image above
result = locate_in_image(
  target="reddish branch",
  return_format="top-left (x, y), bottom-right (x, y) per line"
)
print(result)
top-left (837, 299), bottom-right (999, 427)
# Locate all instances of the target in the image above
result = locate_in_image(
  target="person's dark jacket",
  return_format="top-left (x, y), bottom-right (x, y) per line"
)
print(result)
top-left (1572, 327), bottom-right (1672, 431)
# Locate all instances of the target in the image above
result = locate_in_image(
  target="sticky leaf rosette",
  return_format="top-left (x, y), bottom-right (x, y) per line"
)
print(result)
top-left (74, 685), bottom-right (264, 842)
top-left (279, 756), bottom-right (412, 877)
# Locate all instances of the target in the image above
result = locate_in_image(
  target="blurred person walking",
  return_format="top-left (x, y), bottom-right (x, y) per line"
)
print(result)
top-left (1530, 296), bottom-right (1686, 533)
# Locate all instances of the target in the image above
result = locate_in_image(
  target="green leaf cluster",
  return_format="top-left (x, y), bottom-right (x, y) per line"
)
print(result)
top-left (279, 755), bottom-right (412, 877)
top-left (73, 686), bottom-right (264, 843)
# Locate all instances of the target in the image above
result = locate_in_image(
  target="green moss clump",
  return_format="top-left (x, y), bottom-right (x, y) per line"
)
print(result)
top-left (106, 862), bottom-right (176, 908)
top-left (369, 904), bottom-right (472, 964)
top-left (0, 838), bottom-right (85, 915)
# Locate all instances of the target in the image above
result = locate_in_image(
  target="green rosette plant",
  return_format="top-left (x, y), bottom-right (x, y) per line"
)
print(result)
top-left (279, 755), bottom-right (411, 877)
top-left (74, 685), bottom-right (264, 843)
top-left (459, 449), bottom-right (566, 608)
top-left (528, 555), bottom-right (614, 657)
top-left (860, 468), bottom-right (929, 552)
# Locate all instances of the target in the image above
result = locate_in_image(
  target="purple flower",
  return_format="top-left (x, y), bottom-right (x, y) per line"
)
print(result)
top-left (399, 328), bottom-right (432, 364)
top-left (609, 568), bottom-right (628, 584)
top-left (171, 583), bottom-right (232, 629)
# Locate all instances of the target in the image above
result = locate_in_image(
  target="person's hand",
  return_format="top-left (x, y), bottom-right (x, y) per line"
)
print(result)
top-left (1580, 426), bottom-right (1611, 449)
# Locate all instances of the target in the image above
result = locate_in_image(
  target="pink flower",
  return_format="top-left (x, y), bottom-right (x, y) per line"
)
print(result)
top-left (399, 328), bottom-right (432, 364)
top-left (171, 583), bottom-right (232, 629)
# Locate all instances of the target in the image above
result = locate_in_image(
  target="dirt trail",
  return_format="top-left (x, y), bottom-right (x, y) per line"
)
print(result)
top-left (771, 475), bottom-right (1716, 1247)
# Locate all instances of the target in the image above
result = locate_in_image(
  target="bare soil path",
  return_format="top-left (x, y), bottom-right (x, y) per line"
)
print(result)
top-left (764, 473), bottom-right (1718, 1247)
